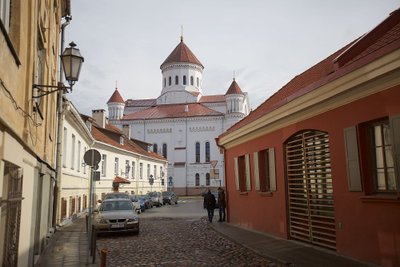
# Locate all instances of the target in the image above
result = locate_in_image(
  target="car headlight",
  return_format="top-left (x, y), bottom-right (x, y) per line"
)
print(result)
top-left (96, 217), bottom-right (107, 224)
top-left (127, 218), bottom-right (137, 222)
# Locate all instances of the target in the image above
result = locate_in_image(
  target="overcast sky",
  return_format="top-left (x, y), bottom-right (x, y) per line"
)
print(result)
top-left (66, 0), bottom-right (399, 116)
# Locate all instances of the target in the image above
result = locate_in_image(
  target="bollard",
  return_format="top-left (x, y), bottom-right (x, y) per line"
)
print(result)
top-left (100, 249), bottom-right (107, 267)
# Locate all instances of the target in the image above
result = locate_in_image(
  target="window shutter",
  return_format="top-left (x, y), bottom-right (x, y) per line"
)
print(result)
top-left (253, 152), bottom-right (260, 191)
top-left (344, 126), bottom-right (362, 191)
top-left (245, 154), bottom-right (251, 191)
top-left (234, 157), bottom-right (240, 190)
top-left (268, 148), bottom-right (277, 191)
top-left (389, 114), bottom-right (400, 189)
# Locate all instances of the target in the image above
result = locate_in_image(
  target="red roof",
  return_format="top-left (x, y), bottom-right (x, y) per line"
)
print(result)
top-left (113, 176), bottom-right (130, 184)
top-left (220, 8), bottom-right (400, 138)
top-left (107, 89), bottom-right (124, 104)
top-left (199, 94), bottom-right (226, 103)
top-left (122, 103), bottom-right (223, 120)
top-left (125, 98), bottom-right (156, 107)
top-left (160, 38), bottom-right (204, 69)
top-left (225, 79), bottom-right (244, 95)
top-left (90, 122), bottom-right (165, 161)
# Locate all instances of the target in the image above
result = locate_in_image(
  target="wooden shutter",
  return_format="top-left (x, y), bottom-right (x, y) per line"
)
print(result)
top-left (245, 154), bottom-right (251, 191)
top-left (268, 148), bottom-right (277, 191)
top-left (234, 157), bottom-right (240, 190)
top-left (253, 152), bottom-right (260, 191)
top-left (389, 114), bottom-right (400, 189)
top-left (344, 126), bottom-right (362, 191)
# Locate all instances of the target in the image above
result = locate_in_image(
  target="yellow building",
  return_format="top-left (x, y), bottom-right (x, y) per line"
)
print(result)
top-left (0, 0), bottom-right (71, 265)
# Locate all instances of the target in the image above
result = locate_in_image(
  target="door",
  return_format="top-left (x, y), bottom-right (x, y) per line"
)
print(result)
top-left (285, 130), bottom-right (336, 249)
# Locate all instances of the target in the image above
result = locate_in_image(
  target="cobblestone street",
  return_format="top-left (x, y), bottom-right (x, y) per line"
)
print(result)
top-left (97, 216), bottom-right (274, 267)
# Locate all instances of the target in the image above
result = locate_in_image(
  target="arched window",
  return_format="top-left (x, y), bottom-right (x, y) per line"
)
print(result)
top-left (205, 142), bottom-right (210, 162)
top-left (195, 142), bottom-right (200, 163)
top-left (162, 143), bottom-right (168, 159)
top-left (183, 75), bottom-right (187, 85)
top-left (168, 76), bottom-right (171, 86)
top-left (164, 78), bottom-right (166, 88)
top-left (153, 143), bottom-right (158, 153)
top-left (195, 173), bottom-right (200, 186)
top-left (175, 75), bottom-right (179, 85)
top-left (190, 76), bottom-right (194, 85)
top-left (197, 77), bottom-right (199, 87)
top-left (206, 173), bottom-right (210, 186)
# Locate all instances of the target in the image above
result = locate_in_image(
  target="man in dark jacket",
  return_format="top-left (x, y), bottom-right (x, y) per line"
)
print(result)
top-left (218, 187), bottom-right (226, 222)
top-left (203, 190), bottom-right (216, 222)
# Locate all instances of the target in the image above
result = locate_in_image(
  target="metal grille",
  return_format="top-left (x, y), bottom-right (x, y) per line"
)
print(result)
top-left (285, 130), bottom-right (336, 250)
top-left (3, 164), bottom-right (23, 267)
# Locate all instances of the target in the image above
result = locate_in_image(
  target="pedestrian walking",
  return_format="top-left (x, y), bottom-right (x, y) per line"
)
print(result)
top-left (217, 187), bottom-right (226, 222)
top-left (203, 189), bottom-right (216, 222)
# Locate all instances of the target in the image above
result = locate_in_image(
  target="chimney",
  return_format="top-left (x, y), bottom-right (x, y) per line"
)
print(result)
top-left (92, 109), bottom-right (106, 128)
top-left (122, 124), bottom-right (131, 139)
top-left (184, 104), bottom-right (189, 113)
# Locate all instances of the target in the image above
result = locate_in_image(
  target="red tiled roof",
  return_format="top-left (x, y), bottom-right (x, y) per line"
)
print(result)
top-left (125, 98), bottom-right (157, 107)
top-left (122, 103), bottom-right (223, 120)
top-left (199, 94), bottom-right (226, 103)
top-left (113, 176), bottom-right (130, 184)
top-left (225, 79), bottom-right (244, 95)
top-left (160, 38), bottom-right (204, 69)
top-left (91, 123), bottom-right (166, 161)
top-left (107, 89), bottom-right (124, 104)
top-left (220, 8), bottom-right (400, 138)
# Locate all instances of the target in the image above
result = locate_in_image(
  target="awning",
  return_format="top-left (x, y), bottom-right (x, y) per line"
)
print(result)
top-left (113, 176), bottom-right (131, 184)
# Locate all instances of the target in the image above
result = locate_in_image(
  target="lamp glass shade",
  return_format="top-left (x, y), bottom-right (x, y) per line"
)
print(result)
top-left (61, 43), bottom-right (84, 86)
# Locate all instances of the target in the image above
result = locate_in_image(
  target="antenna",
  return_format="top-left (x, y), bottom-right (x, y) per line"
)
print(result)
top-left (181, 25), bottom-right (184, 42)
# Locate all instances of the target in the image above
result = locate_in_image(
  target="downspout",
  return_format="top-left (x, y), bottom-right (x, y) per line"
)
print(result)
top-left (53, 15), bottom-right (71, 227)
top-left (215, 137), bottom-right (229, 222)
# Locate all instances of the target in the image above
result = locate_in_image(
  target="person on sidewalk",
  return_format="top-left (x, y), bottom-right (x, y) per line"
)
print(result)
top-left (217, 187), bottom-right (226, 222)
top-left (203, 189), bottom-right (216, 222)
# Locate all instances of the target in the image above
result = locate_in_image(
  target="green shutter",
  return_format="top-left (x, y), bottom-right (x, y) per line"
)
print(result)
top-left (234, 157), bottom-right (239, 190)
top-left (253, 152), bottom-right (260, 191)
top-left (269, 148), bottom-right (277, 191)
top-left (344, 126), bottom-right (362, 191)
top-left (245, 154), bottom-right (251, 191)
top-left (389, 114), bottom-right (400, 190)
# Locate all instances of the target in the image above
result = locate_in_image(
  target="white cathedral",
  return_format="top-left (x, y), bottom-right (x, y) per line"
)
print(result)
top-left (106, 37), bottom-right (250, 195)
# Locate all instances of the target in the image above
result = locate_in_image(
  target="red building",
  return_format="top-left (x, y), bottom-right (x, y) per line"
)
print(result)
top-left (217, 9), bottom-right (400, 267)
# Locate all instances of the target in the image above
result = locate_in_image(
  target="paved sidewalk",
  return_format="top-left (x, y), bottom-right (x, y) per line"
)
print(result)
top-left (211, 221), bottom-right (376, 267)
top-left (37, 216), bottom-right (99, 267)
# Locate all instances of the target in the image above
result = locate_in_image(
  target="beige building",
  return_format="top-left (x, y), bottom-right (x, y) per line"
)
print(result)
top-left (0, 0), bottom-right (71, 266)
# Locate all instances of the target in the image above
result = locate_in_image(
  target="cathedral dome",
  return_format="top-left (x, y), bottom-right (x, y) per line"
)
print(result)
top-left (160, 37), bottom-right (204, 69)
top-left (225, 79), bottom-right (244, 95)
top-left (107, 88), bottom-right (125, 104)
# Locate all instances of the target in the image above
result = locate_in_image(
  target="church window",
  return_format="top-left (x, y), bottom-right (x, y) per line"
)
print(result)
top-left (190, 76), bottom-right (194, 86)
top-left (195, 173), bottom-right (200, 186)
top-left (175, 75), bottom-right (179, 85)
top-left (168, 76), bottom-right (171, 86)
top-left (153, 143), bottom-right (158, 153)
top-left (162, 143), bottom-right (168, 159)
top-left (197, 77), bottom-right (199, 87)
top-left (206, 173), bottom-right (210, 186)
top-left (195, 142), bottom-right (200, 163)
top-left (183, 75), bottom-right (187, 85)
top-left (205, 142), bottom-right (210, 162)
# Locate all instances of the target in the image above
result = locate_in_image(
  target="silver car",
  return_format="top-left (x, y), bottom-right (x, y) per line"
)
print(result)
top-left (94, 199), bottom-right (139, 234)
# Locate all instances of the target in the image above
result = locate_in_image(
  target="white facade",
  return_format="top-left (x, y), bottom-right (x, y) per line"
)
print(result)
top-left (107, 38), bottom-right (250, 195)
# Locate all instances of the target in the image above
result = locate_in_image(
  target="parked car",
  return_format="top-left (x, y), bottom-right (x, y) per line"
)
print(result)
top-left (129, 195), bottom-right (142, 214)
top-left (147, 192), bottom-right (163, 207)
top-left (138, 195), bottom-right (153, 209)
top-left (162, 191), bottom-right (178, 205)
top-left (103, 192), bottom-right (130, 201)
top-left (202, 191), bottom-right (219, 209)
top-left (94, 199), bottom-right (139, 235)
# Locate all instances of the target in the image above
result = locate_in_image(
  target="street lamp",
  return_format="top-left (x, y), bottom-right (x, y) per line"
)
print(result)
top-left (33, 42), bottom-right (84, 98)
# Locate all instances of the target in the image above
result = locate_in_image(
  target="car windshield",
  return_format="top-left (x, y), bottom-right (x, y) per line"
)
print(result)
top-left (104, 193), bottom-right (130, 200)
top-left (101, 200), bottom-right (133, 211)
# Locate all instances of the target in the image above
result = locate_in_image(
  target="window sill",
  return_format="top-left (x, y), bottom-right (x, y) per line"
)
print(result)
top-left (258, 191), bottom-right (273, 197)
top-left (239, 192), bottom-right (248, 196)
top-left (360, 194), bottom-right (400, 203)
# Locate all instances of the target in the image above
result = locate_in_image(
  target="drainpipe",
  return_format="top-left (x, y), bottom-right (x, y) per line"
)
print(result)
top-left (53, 15), bottom-right (71, 227)
top-left (216, 137), bottom-right (229, 222)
